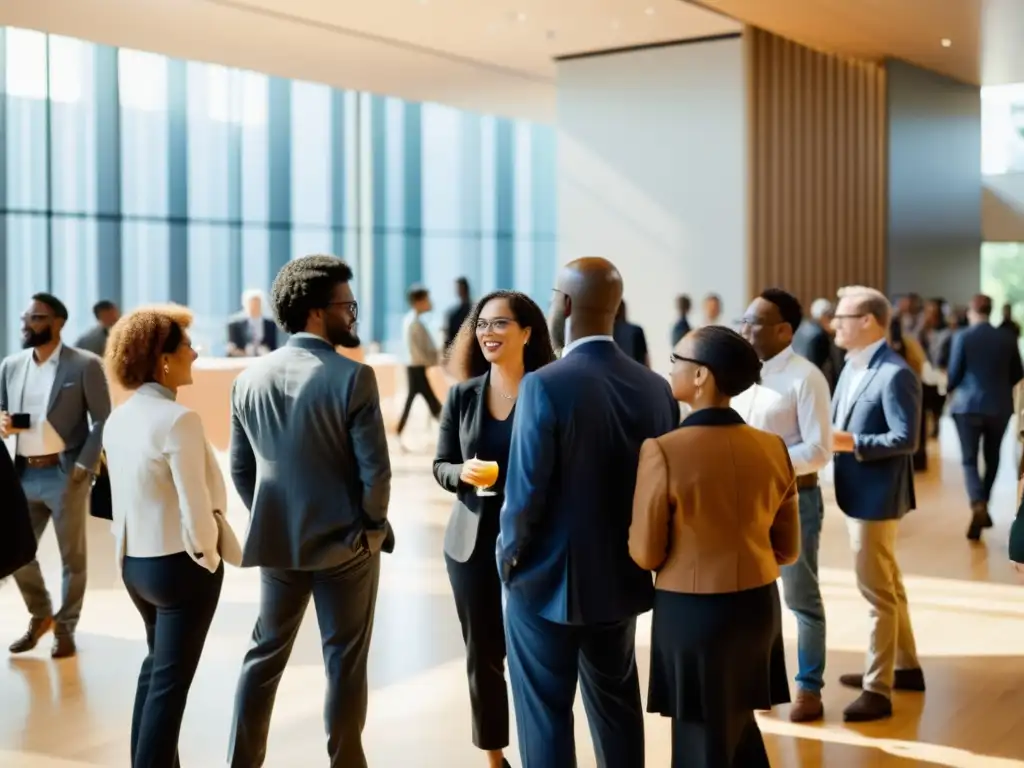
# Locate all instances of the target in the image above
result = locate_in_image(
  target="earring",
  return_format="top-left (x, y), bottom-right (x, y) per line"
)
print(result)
top-left (163, 365), bottom-right (169, 375)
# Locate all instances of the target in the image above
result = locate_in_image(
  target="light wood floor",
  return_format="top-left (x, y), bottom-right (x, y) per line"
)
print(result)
top-left (2, 418), bottom-right (1023, 767)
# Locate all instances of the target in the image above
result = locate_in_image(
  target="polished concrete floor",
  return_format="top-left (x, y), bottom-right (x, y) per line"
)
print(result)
top-left (1, 417), bottom-right (1023, 767)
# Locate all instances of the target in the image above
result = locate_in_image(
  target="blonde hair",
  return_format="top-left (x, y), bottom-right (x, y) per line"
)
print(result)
top-left (836, 285), bottom-right (891, 327)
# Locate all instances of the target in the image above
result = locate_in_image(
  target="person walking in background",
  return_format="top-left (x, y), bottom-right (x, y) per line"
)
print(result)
top-left (613, 300), bottom-right (650, 367)
top-left (433, 290), bottom-right (556, 768)
top-left (701, 293), bottom-right (723, 327)
top-left (103, 305), bottom-right (240, 768)
top-left (947, 294), bottom-right (1024, 541)
top-left (444, 276), bottom-right (473, 349)
top-left (226, 289), bottom-right (278, 357)
top-left (0, 292), bottom-right (110, 659)
top-left (631, 326), bottom-right (797, 767)
top-left (228, 256), bottom-right (392, 768)
top-left (733, 289), bottom-right (832, 723)
top-left (999, 302), bottom-right (1020, 341)
top-left (74, 300), bottom-right (121, 357)
top-left (498, 257), bottom-right (679, 768)
top-left (830, 286), bottom-right (923, 722)
top-left (888, 318), bottom-right (929, 473)
top-left (398, 285), bottom-right (443, 446)
top-left (670, 294), bottom-right (692, 347)
top-left (792, 298), bottom-right (843, 393)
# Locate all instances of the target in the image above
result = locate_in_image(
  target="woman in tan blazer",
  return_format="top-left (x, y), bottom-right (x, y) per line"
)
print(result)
top-left (630, 326), bottom-right (800, 768)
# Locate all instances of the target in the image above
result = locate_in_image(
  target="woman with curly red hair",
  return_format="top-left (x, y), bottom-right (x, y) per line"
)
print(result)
top-left (102, 304), bottom-right (237, 767)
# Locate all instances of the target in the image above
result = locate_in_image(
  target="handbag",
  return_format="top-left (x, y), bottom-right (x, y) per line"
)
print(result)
top-left (88, 452), bottom-right (113, 521)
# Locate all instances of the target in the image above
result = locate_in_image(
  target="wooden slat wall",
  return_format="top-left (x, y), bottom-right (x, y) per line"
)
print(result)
top-left (745, 26), bottom-right (887, 307)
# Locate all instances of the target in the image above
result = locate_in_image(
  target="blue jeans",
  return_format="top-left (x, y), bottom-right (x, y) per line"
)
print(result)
top-left (780, 487), bottom-right (826, 694)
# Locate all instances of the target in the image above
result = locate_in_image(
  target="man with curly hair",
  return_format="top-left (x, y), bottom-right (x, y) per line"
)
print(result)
top-left (0, 292), bottom-right (111, 659)
top-left (227, 255), bottom-right (392, 768)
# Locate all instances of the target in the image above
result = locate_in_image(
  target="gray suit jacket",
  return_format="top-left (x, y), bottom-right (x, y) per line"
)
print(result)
top-left (74, 325), bottom-right (109, 358)
top-left (0, 345), bottom-right (111, 472)
top-left (229, 334), bottom-right (393, 570)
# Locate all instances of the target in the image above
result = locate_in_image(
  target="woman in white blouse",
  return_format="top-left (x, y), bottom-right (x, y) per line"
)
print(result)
top-left (103, 305), bottom-right (236, 768)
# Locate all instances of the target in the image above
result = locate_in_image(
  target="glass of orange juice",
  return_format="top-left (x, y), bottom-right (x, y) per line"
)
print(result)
top-left (475, 460), bottom-right (500, 497)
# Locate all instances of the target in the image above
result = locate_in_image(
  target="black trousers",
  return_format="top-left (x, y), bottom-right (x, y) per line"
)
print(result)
top-left (397, 365), bottom-right (442, 434)
top-left (953, 413), bottom-right (1011, 503)
top-left (229, 552), bottom-right (381, 768)
top-left (123, 552), bottom-right (224, 768)
top-left (444, 513), bottom-right (509, 750)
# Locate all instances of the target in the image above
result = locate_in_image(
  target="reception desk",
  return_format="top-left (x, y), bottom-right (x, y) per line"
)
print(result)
top-left (109, 347), bottom-right (451, 451)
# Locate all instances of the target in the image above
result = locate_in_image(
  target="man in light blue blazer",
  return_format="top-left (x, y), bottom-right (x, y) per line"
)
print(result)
top-left (946, 293), bottom-right (1024, 540)
top-left (0, 292), bottom-right (110, 659)
top-left (829, 286), bottom-right (923, 723)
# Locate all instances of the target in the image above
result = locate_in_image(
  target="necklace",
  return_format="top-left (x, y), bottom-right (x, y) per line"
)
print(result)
top-left (496, 388), bottom-right (517, 402)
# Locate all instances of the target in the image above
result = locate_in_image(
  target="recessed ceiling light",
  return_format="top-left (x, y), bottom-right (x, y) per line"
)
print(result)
top-left (645, 6), bottom-right (655, 14)
top-left (941, 38), bottom-right (952, 47)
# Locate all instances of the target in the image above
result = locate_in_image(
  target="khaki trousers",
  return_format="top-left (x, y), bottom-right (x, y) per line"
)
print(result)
top-left (846, 518), bottom-right (921, 698)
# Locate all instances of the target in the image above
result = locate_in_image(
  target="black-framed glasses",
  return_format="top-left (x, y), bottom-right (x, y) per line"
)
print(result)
top-left (670, 353), bottom-right (705, 366)
top-left (328, 301), bottom-right (358, 319)
top-left (476, 318), bottom-right (516, 332)
top-left (737, 316), bottom-right (783, 328)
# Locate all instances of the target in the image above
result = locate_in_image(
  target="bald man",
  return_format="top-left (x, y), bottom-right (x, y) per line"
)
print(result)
top-left (498, 257), bottom-right (679, 767)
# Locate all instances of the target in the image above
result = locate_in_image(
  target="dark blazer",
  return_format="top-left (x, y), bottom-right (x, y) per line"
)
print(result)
top-left (433, 373), bottom-right (498, 562)
top-left (832, 343), bottom-right (920, 521)
top-left (227, 313), bottom-right (279, 354)
top-left (444, 302), bottom-right (472, 348)
top-left (74, 324), bottom-right (109, 358)
top-left (230, 334), bottom-right (393, 569)
top-left (0, 446), bottom-right (35, 580)
top-left (946, 323), bottom-right (1024, 418)
top-left (613, 320), bottom-right (649, 366)
top-left (498, 339), bottom-right (680, 625)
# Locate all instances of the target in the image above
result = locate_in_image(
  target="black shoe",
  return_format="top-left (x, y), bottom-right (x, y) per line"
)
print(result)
top-left (967, 502), bottom-right (993, 541)
top-left (9, 616), bottom-right (54, 654)
top-left (843, 691), bottom-right (892, 722)
top-left (839, 668), bottom-right (925, 692)
top-left (51, 634), bottom-right (76, 659)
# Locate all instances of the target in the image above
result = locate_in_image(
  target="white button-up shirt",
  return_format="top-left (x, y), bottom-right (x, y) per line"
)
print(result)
top-left (731, 345), bottom-right (833, 476)
top-left (562, 335), bottom-right (615, 357)
top-left (16, 344), bottom-right (67, 458)
top-left (834, 337), bottom-right (887, 427)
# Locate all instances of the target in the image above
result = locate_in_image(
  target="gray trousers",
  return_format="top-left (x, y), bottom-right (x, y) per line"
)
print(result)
top-left (13, 465), bottom-right (91, 635)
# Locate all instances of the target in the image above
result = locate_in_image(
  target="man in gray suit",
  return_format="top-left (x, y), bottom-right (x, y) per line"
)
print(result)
top-left (0, 292), bottom-right (110, 658)
top-left (228, 256), bottom-right (392, 768)
top-left (73, 299), bottom-right (120, 358)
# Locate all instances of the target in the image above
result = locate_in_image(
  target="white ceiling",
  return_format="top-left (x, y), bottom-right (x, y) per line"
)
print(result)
top-left (0, 0), bottom-right (740, 121)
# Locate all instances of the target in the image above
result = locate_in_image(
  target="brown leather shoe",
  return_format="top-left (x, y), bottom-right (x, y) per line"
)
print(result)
top-left (51, 634), bottom-right (76, 659)
top-left (789, 689), bottom-right (824, 722)
top-left (843, 691), bottom-right (892, 722)
top-left (9, 616), bottom-right (54, 654)
top-left (839, 668), bottom-right (925, 692)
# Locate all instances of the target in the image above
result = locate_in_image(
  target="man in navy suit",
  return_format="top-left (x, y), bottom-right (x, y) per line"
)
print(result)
top-left (830, 285), bottom-right (924, 723)
top-left (947, 293), bottom-right (1024, 541)
top-left (497, 257), bottom-right (679, 768)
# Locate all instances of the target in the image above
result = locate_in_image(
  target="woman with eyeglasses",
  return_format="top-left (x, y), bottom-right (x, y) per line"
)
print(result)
top-left (433, 290), bottom-right (556, 768)
top-left (630, 325), bottom-right (799, 767)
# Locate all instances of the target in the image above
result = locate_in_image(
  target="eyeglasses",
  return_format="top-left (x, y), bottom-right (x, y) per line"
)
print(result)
top-left (737, 316), bottom-right (783, 328)
top-left (328, 301), bottom-right (358, 319)
top-left (21, 313), bottom-right (53, 324)
top-left (832, 313), bottom-right (866, 321)
top-left (670, 353), bottom-right (705, 366)
top-left (476, 318), bottom-right (516, 332)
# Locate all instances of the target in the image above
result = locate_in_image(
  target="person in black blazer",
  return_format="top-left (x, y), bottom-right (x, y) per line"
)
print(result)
top-left (433, 290), bottom-right (556, 768)
top-left (1, 446), bottom-right (35, 582)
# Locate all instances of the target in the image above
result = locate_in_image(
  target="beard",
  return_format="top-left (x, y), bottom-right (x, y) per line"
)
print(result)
top-left (326, 316), bottom-right (360, 349)
top-left (22, 327), bottom-right (52, 349)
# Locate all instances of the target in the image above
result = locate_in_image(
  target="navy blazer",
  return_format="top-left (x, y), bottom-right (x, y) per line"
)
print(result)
top-left (497, 339), bottom-right (680, 625)
top-left (832, 343), bottom-right (921, 521)
top-left (227, 314), bottom-right (279, 353)
top-left (946, 323), bottom-right (1024, 418)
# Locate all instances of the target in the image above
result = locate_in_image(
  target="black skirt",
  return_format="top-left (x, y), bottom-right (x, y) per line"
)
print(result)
top-left (647, 581), bottom-right (790, 721)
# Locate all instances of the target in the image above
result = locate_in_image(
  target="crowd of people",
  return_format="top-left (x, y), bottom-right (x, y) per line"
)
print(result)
top-left (0, 253), bottom-right (1022, 768)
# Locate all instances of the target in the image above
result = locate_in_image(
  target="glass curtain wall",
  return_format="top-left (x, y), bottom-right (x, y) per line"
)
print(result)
top-left (0, 26), bottom-right (557, 356)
